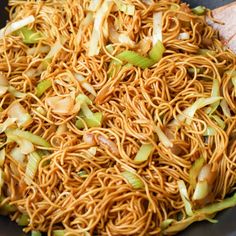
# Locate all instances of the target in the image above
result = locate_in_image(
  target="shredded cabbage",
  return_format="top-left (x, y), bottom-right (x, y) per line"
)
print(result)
top-left (154, 126), bottom-right (173, 148)
top-left (0, 118), bottom-right (17, 134)
top-left (192, 180), bottom-right (209, 201)
top-left (10, 147), bottom-right (25, 164)
top-left (87, 0), bottom-right (102, 11)
top-left (0, 73), bottom-right (8, 96)
top-left (75, 74), bottom-right (97, 96)
top-left (0, 15), bottom-right (35, 40)
top-left (7, 102), bottom-right (32, 128)
top-left (189, 156), bottom-right (205, 188)
top-left (220, 99), bottom-right (231, 118)
top-left (0, 149), bottom-right (5, 167)
top-left (88, 0), bottom-right (113, 56)
top-left (172, 96), bottom-right (222, 125)
top-left (24, 151), bottom-right (42, 185)
top-left (113, 0), bottom-right (135, 16)
top-left (153, 12), bottom-right (162, 45)
top-left (177, 180), bottom-right (193, 216)
top-left (178, 32), bottom-right (190, 40)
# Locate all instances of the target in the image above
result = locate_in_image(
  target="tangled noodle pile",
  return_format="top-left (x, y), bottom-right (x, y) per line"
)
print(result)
top-left (0, 0), bottom-right (236, 235)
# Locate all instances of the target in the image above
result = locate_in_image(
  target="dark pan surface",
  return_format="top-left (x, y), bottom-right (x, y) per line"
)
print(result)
top-left (0, 0), bottom-right (235, 235)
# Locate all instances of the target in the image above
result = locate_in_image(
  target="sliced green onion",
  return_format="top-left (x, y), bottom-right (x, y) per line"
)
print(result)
top-left (192, 180), bottom-right (209, 201)
top-left (77, 170), bottom-right (88, 178)
top-left (149, 40), bottom-right (165, 62)
top-left (160, 219), bottom-right (175, 230)
top-left (177, 180), bottom-right (193, 216)
top-left (187, 68), bottom-right (201, 74)
top-left (211, 115), bottom-right (225, 129)
top-left (116, 50), bottom-right (155, 69)
top-left (105, 44), bottom-right (114, 54)
top-left (114, 0), bottom-right (135, 15)
top-left (76, 94), bottom-right (101, 126)
top-left (36, 79), bottom-right (52, 97)
top-left (76, 94), bottom-right (92, 106)
top-left (121, 171), bottom-right (144, 189)
top-left (41, 58), bottom-right (52, 70)
top-left (76, 112), bottom-right (103, 129)
top-left (24, 151), bottom-right (42, 185)
top-left (192, 6), bottom-right (206, 15)
top-left (53, 230), bottom-right (65, 236)
top-left (108, 59), bottom-right (122, 77)
top-left (203, 127), bottom-right (216, 136)
top-left (16, 213), bottom-right (29, 226)
top-left (0, 15), bottom-right (35, 40)
top-left (7, 102), bottom-right (32, 128)
top-left (35, 107), bottom-right (46, 116)
top-left (31, 231), bottom-right (42, 236)
top-left (56, 124), bottom-right (67, 135)
top-left (5, 128), bottom-right (51, 147)
top-left (0, 199), bottom-right (17, 215)
top-left (134, 143), bottom-right (154, 163)
top-left (15, 26), bottom-right (42, 44)
top-left (0, 149), bottom-right (5, 167)
top-left (189, 156), bottom-right (205, 188)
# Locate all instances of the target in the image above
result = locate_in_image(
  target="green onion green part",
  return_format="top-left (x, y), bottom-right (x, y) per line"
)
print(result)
top-left (36, 79), bottom-right (52, 97)
top-left (192, 6), bottom-right (206, 15)
top-left (16, 213), bottom-right (29, 226)
top-left (16, 27), bottom-right (42, 44)
top-left (134, 143), bottom-right (154, 163)
top-left (116, 50), bottom-right (155, 69)
top-left (121, 171), bottom-right (144, 189)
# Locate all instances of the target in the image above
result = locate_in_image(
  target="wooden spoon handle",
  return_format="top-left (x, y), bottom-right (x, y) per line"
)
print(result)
top-left (208, 2), bottom-right (236, 53)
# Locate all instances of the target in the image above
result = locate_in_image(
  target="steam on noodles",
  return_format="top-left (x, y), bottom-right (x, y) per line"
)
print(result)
top-left (0, 0), bottom-right (236, 235)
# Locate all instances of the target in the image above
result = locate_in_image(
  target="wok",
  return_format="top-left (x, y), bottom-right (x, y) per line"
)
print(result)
top-left (0, 0), bottom-right (235, 235)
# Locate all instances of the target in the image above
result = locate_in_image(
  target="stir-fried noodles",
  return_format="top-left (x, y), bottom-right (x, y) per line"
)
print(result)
top-left (0, 0), bottom-right (236, 235)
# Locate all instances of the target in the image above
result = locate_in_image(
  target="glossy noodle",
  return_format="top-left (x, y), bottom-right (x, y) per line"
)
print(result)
top-left (0, 0), bottom-right (236, 235)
